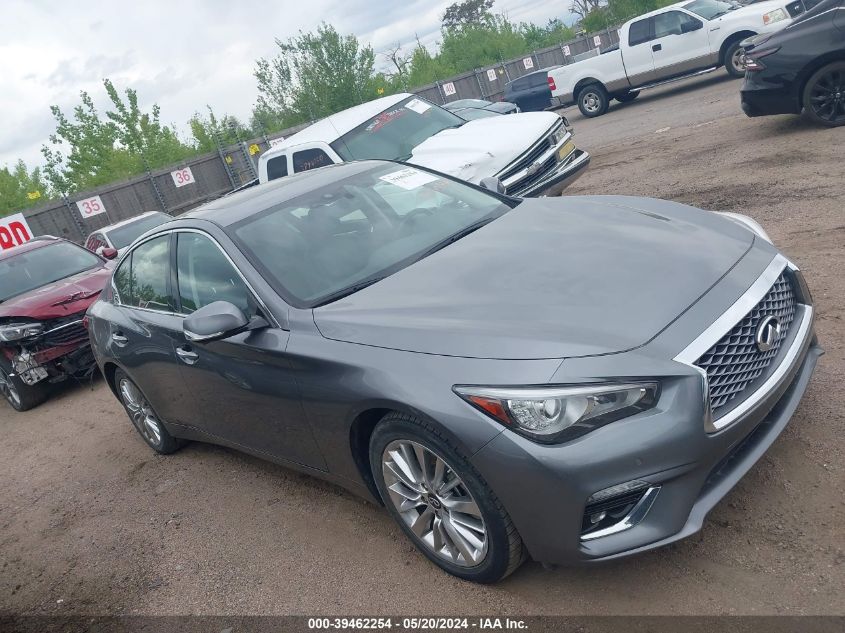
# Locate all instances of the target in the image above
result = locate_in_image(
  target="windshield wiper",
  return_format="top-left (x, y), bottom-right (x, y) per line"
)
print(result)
top-left (411, 217), bottom-right (496, 264)
top-left (313, 275), bottom-right (389, 307)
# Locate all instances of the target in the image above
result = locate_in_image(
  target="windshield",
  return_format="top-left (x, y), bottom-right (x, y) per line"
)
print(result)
top-left (106, 213), bottom-right (170, 249)
top-left (330, 97), bottom-right (466, 161)
top-left (230, 163), bottom-right (514, 307)
top-left (683, 0), bottom-right (738, 18)
top-left (0, 241), bottom-right (101, 302)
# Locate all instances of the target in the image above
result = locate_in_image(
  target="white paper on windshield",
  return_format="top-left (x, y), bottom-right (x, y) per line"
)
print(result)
top-left (379, 167), bottom-right (440, 190)
top-left (405, 98), bottom-right (431, 114)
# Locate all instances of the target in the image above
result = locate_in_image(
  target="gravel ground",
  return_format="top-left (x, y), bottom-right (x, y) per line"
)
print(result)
top-left (1, 72), bottom-right (843, 617)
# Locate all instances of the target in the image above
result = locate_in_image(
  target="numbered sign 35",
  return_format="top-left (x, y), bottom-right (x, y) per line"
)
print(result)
top-left (77, 195), bottom-right (107, 219)
top-left (0, 213), bottom-right (33, 251)
top-left (171, 166), bottom-right (196, 188)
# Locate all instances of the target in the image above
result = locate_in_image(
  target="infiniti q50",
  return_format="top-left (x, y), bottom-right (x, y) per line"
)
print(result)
top-left (86, 161), bottom-right (821, 583)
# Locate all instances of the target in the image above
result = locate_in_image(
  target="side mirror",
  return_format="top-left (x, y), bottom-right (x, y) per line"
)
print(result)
top-left (101, 247), bottom-right (118, 260)
top-left (479, 177), bottom-right (506, 194)
top-left (183, 301), bottom-right (249, 343)
top-left (681, 20), bottom-right (703, 33)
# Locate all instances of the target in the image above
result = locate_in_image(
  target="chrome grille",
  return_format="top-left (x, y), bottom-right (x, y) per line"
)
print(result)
top-left (696, 273), bottom-right (797, 415)
top-left (42, 316), bottom-right (88, 347)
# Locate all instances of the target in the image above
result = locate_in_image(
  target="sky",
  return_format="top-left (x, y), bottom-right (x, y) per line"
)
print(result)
top-left (0, 0), bottom-right (571, 170)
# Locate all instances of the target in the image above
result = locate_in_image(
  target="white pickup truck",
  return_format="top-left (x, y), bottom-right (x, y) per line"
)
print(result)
top-left (257, 93), bottom-right (590, 197)
top-left (549, 0), bottom-right (798, 118)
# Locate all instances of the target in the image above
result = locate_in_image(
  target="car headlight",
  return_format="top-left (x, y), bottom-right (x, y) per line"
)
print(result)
top-left (0, 322), bottom-right (44, 342)
top-left (551, 125), bottom-right (569, 145)
top-left (763, 8), bottom-right (788, 25)
top-left (716, 211), bottom-right (773, 243)
top-left (454, 382), bottom-right (659, 443)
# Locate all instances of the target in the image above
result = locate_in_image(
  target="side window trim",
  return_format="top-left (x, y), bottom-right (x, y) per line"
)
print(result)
top-left (628, 17), bottom-right (654, 46)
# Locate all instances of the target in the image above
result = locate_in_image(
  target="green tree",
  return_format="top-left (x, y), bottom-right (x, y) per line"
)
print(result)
top-left (442, 0), bottom-right (495, 28)
top-left (0, 161), bottom-right (50, 217)
top-left (254, 23), bottom-right (377, 126)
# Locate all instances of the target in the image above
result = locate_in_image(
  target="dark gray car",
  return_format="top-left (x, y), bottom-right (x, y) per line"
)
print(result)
top-left (87, 160), bottom-right (821, 583)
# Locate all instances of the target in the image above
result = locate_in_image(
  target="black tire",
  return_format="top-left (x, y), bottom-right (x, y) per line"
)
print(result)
top-left (114, 369), bottom-right (183, 454)
top-left (724, 40), bottom-right (747, 78)
top-left (577, 83), bottom-right (610, 118)
top-left (802, 62), bottom-right (845, 127)
top-left (370, 412), bottom-right (525, 583)
top-left (615, 90), bottom-right (640, 103)
top-left (0, 356), bottom-right (49, 412)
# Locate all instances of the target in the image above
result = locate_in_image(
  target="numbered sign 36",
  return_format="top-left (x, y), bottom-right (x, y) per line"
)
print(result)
top-left (442, 82), bottom-right (456, 96)
top-left (523, 57), bottom-right (534, 70)
top-left (77, 195), bottom-right (107, 219)
top-left (171, 166), bottom-right (196, 188)
top-left (0, 213), bottom-right (33, 251)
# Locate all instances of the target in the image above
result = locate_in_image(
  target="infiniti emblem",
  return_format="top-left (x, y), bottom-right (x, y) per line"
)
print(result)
top-left (755, 315), bottom-right (781, 353)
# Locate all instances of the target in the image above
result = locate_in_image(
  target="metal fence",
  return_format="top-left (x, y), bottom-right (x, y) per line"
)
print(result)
top-left (21, 26), bottom-right (621, 242)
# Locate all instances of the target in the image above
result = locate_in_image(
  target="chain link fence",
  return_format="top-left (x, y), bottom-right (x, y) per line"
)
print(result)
top-left (22, 26), bottom-right (621, 242)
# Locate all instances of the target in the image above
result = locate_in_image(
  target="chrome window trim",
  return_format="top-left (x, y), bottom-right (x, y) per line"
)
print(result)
top-left (580, 486), bottom-right (661, 541)
top-left (674, 253), bottom-right (815, 433)
top-left (111, 228), bottom-right (282, 329)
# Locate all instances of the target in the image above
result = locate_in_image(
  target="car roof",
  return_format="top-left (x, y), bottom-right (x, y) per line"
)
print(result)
top-left (95, 211), bottom-right (168, 235)
top-left (260, 93), bottom-right (413, 161)
top-left (0, 236), bottom-right (65, 261)
top-left (184, 160), bottom-right (387, 228)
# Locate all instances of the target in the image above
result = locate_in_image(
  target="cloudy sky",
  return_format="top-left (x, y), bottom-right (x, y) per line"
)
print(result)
top-left (0, 0), bottom-right (571, 169)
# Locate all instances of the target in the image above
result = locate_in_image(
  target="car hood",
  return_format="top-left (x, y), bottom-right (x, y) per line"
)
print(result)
top-left (313, 196), bottom-right (756, 360)
top-left (407, 112), bottom-right (560, 183)
top-left (0, 265), bottom-right (112, 321)
top-left (718, 1), bottom-right (792, 28)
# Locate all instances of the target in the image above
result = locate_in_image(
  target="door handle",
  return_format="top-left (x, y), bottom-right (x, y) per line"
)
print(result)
top-left (111, 333), bottom-right (128, 347)
top-left (652, 44), bottom-right (662, 52)
top-left (175, 346), bottom-right (199, 365)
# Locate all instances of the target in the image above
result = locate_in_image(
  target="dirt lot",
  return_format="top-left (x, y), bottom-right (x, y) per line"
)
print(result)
top-left (1, 72), bottom-right (843, 616)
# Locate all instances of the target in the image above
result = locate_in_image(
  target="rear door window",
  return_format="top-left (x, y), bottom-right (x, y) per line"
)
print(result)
top-left (266, 155), bottom-right (288, 181)
top-left (629, 18), bottom-right (653, 45)
top-left (115, 235), bottom-right (174, 311)
top-left (292, 148), bottom-right (334, 173)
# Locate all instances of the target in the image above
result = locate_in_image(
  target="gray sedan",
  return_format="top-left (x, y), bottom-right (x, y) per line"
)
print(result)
top-left (87, 160), bottom-right (821, 583)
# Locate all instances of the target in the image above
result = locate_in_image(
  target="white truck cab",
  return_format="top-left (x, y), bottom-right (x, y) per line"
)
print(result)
top-left (258, 93), bottom-right (590, 197)
top-left (548, 0), bottom-right (798, 118)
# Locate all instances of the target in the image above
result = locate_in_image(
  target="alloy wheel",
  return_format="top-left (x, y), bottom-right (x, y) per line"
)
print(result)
top-left (731, 48), bottom-right (746, 74)
top-left (582, 92), bottom-right (601, 114)
top-left (119, 378), bottom-right (163, 447)
top-left (809, 69), bottom-right (845, 125)
top-left (382, 439), bottom-right (488, 567)
top-left (0, 367), bottom-right (21, 408)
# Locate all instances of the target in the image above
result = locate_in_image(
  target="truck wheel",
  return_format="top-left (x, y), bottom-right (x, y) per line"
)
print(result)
top-left (577, 84), bottom-right (609, 117)
top-left (0, 357), bottom-right (49, 412)
top-left (725, 41), bottom-right (747, 78)
top-left (802, 62), bottom-right (845, 127)
top-left (615, 90), bottom-right (640, 103)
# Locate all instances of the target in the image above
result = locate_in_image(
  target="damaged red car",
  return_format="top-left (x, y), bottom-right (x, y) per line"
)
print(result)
top-left (0, 236), bottom-right (115, 411)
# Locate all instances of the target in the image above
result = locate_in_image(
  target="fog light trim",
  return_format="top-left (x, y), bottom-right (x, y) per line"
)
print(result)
top-left (580, 486), bottom-right (661, 541)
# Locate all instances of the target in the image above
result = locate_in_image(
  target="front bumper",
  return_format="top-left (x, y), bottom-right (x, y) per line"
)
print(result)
top-left (470, 262), bottom-right (820, 565)
top-left (520, 149), bottom-right (591, 197)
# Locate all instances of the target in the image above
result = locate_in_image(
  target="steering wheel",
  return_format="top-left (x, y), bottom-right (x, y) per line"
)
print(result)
top-left (397, 207), bottom-right (436, 235)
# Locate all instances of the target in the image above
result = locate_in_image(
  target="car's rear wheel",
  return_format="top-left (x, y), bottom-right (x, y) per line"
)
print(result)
top-left (0, 356), bottom-right (49, 412)
top-left (370, 412), bottom-right (524, 583)
top-left (115, 369), bottom-right (182, 454)
top-left (577, 83), bottom-right (609, 118)
top-left (803, 62), bottom-right (845, 127)
top-left (725, 41), bottom-right (747, 78)
top-left (615, 90), bottom-right (640, 103)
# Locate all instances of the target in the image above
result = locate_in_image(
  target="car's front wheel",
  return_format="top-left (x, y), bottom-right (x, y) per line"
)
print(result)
top-left (725, 41), bottom-right (747, 78)
top-left (370, 412), bottom-right (524, 583)
top-left (803, 62), bottom-right (845, 127)
top-left (115, 369), bottom-right (182, 454)
top-left (0, 356), bottom-right (49, 412)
